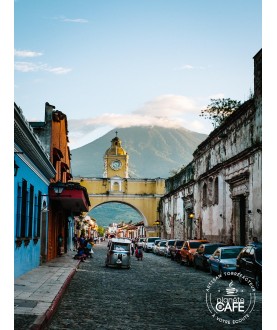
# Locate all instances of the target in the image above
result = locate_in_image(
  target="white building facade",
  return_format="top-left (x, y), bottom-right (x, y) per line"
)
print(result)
top-left (159, 49), bottom-right (262, 245)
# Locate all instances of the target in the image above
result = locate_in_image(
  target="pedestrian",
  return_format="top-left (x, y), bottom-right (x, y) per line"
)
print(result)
top-left (58, 234), bottom-right (63, 256)
top-left (131, 241), bottom-right (135, 256)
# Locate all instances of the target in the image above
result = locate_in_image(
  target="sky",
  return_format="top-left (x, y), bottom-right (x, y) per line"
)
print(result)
top-left (13, 0), bottom-right (262, 150)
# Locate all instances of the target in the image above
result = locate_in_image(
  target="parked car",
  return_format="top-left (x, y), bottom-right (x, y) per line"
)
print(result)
top-left (137, 237), bottom-right (146, 248)
top-left (208, 246), bottom-right (244, 277)
top-left (170, 240), bottom-right (184, 262)
top-left (180, 239), bottom-right (209, 266)
top-left (144, 237), bottom-right (160, 252)
top-left (236, 243), bottom-right (262, 290)
top-left (156, 240), bottom-right (167, 256)
top-left (164, 239), bottom-right (176, 258)
top-left (152, 239), bottom-right (161, 254)
top-left (194, 243), bottom-right (226, 271)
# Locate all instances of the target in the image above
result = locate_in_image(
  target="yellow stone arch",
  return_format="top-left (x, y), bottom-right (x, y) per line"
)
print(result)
top-left (75, 177), bottom-right (165, 233)
top-left (72, 132), bottom-right (165, 235)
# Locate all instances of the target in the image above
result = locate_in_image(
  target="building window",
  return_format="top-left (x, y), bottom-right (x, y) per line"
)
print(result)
top-left (208, 177), bottom-right (213, 206)
top-left (203, 183), bottom-right (207, 207)
top-left (20, 179), bottom-right (28, 237)
top-left (214, 177), bottom-right (219, 204)
top-left (36, 192), bottom-right (42, 237)
top-left (28, 184), bottom-right (34, 237)
top-left (16, 184), bottom-right (22, 237)
top-left (113, 182), bottom-right (119, 191)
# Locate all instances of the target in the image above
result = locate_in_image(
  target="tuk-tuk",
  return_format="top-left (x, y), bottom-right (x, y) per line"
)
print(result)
top-left (105, 238), bottom-right (131, 269)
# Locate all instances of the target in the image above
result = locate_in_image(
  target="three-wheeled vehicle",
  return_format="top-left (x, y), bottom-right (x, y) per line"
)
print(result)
top-left (105, 238), bottom-right (131, 269)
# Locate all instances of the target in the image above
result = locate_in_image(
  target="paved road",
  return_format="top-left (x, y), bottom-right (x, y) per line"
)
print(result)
top-left (45, 242), bottom-right (262, 330)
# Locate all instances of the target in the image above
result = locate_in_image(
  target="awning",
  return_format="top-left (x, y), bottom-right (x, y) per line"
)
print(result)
top-left (49, 182), bottom-right (90, 213)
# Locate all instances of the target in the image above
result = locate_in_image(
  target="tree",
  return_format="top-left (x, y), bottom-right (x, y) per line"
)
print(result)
top-left (97, 226), bottom-right (105, 237)
top-left (200, 98), bottom-right (241, 128)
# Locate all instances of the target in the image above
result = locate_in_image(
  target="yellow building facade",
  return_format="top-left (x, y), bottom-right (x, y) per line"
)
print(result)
top-left (73, 133), bottom-right (166, 236)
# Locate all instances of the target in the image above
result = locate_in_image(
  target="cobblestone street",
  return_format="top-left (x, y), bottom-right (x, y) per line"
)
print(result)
top-left (45, 242), bottom-right (262, 330)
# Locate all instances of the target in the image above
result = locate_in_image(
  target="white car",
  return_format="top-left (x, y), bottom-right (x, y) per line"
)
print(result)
top-left (152, 239), bottom-right (161, 254)
top-left (144, 237), bottom-right (160, 252)
top-left (156, 240), bottom-right (167, 256)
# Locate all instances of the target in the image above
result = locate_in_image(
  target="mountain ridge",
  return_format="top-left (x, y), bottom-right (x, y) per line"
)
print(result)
top-left (71, 126), bottom-right (208, 179)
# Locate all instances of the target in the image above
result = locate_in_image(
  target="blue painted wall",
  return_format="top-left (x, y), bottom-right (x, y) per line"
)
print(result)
top-left (14, 155), bottom-right (49, 279)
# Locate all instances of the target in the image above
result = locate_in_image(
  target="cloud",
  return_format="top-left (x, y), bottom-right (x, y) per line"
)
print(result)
top-left (134, 94), bottom-right (200, 117)
top-left (62, 18), bottom-right (88, 23)
top-left (15, 61), bottom-right (72, 74)
top-left (176, 64), bottom-right (205, 70)
top-left (67, 94), bottom-right (213, 148)
top-left (14, 49), bottom-right (43, 57)
top-left (54, 16), bottom-right (88, 23)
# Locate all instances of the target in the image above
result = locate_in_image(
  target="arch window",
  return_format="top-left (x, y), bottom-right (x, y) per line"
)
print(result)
top-left (202, 183), bottom-right (207, 207)
top-left (213, 177), bottom-right (219, 204)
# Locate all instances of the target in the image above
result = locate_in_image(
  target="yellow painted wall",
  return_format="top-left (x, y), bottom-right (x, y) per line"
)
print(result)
top-left (73, 177), bottom-right (165, 228)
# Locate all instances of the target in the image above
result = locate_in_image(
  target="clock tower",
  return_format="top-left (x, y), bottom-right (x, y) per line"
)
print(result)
top-left (103, 132), bottom-right (129, 178)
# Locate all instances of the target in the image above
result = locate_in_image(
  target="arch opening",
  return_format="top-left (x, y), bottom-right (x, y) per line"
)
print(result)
top-left (88, 201), bottom-right (146, 228)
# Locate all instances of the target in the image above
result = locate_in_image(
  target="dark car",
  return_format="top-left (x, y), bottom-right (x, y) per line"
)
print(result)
top-left (194, 243), bottom-right (226, 271)
top-left (236, 243), bottom-right (262, 291)
top-left (170, 240), bottom-right (184, 262)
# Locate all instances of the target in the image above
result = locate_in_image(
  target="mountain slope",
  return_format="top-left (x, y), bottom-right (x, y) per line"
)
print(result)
top-left (71, 126), bottom-right (207, 178)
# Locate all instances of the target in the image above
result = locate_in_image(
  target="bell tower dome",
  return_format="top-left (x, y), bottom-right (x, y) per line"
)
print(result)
top-left (103, 131), bottom-right (129, 178)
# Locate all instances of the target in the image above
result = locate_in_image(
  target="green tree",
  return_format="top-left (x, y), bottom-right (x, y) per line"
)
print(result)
top-left (200, 98), bottom-right (241, 128)
top-left (97, 226), bottom-right (105, 237)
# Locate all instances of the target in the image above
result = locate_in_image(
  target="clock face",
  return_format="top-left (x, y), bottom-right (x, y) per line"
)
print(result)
top-left (110, 160), bottom-right (122, 170)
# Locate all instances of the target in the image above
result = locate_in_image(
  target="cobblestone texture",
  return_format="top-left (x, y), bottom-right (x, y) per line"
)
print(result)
top-left (45, 243), bottom-right (262, 330)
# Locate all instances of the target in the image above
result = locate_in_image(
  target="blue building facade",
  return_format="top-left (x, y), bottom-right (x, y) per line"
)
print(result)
top-left (14, 103), bottom-right (56, 278)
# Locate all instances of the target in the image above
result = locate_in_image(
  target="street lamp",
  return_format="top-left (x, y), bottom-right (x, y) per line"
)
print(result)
top-left (53, 181), bottom-right (64, 195)
top-left (189, 212), bottom-right (194, 219)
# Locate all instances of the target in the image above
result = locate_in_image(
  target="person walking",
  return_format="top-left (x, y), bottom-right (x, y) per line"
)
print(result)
top-left (131, 241), bottom-right (135, 256)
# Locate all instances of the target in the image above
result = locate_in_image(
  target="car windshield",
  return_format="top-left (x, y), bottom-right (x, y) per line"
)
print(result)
top-left (139, 238), bottom-right (144, 242)
top-left (160, 241), bottom-right (166, 246)
top-left (221, 248), bottom-right (242, 259)
top-left (154, 240), bottom-right (161, 245)
top-left (255, 248), bottom-right (262, 262)
top-left (176, 241), bottom-right (184, 247)
top-left (204, 245), bottom-right (220, 254)
top-left (190, 242), bottom-right (204, 249)
top-left (148, 237), bottom-right (160, 243)
top-left (168, 240), bottom-right (175, 245)
top-left (112, 243), bottom-right (130, 251)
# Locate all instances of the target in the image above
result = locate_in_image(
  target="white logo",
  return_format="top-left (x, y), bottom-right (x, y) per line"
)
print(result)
top-left (206, 272), bottom-right (256, 325)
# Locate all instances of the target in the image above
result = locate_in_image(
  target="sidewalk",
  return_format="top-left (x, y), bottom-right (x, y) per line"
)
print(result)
top-left (14, 250), bottom-right (81, 330)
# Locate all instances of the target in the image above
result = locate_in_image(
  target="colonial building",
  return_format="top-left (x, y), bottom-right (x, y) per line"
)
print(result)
top-left (74, 134), bottom-right (165, 237)
top-left (14, 103), bottom-right (56, 278)
top-left (29, 102), bottom-right (90, 261)
top-left (159, 49), bottom-right (262, 245)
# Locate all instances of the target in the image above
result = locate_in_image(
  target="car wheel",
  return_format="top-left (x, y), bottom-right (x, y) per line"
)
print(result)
top-left (255, 274), bottom-right (262, 291)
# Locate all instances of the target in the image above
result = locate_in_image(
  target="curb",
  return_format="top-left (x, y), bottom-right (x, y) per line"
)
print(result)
top-left (30, 261), bottom-right (81, 330)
